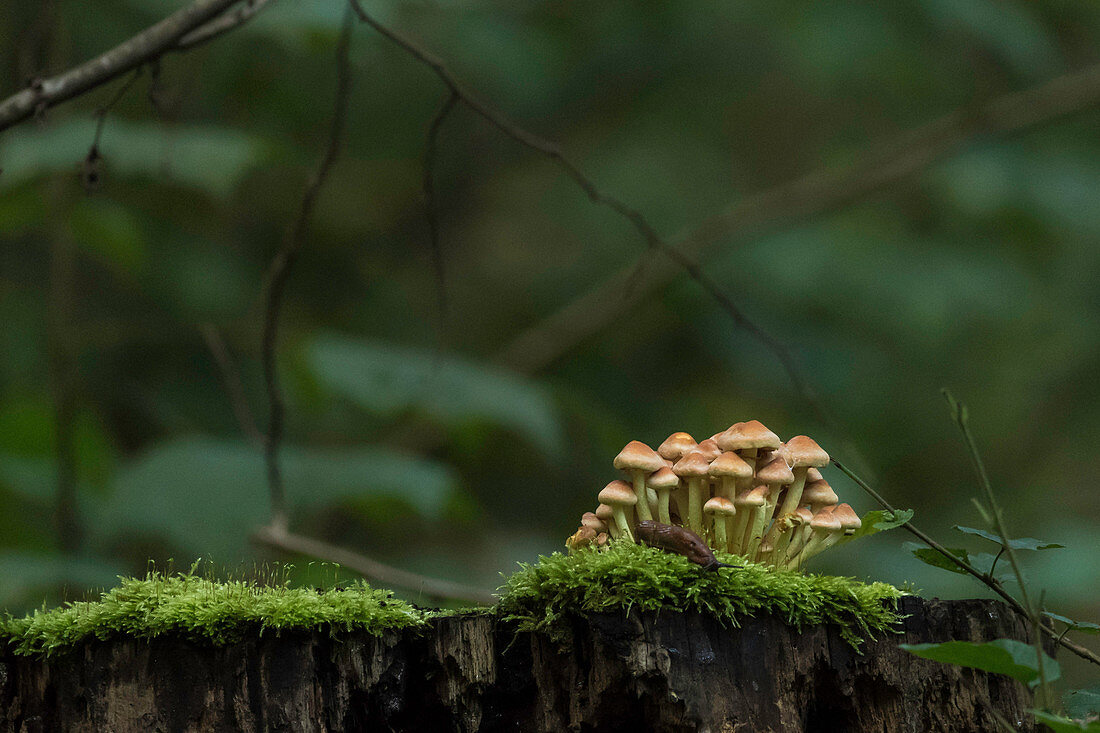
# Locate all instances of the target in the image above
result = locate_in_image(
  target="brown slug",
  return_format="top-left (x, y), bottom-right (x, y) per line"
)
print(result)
top-left (635, 520), bottom-right (738, 571)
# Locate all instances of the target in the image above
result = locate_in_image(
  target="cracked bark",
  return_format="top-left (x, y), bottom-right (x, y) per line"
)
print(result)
top-left (0, 597), bottom-right (1043, 732)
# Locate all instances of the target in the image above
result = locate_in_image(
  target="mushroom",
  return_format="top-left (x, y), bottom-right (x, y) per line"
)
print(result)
top-left (595, 503), bottom-right (619, 540)
top-left (708, 451), bottom-right (753, 502)
top-left (703, 496), bottom-right (737, 553)
top-left (657, 432), bottom-right (697, 462)
top-left (613, 441), bottom-right (664, 522)
top-left (595, 532), bottom-right (610, 548)
top-left (795, 503), bottom-right (862, 567)
top-left (734, 484), bottom-right (769, 557)
top-left (749, 457), bottom-right (793, 559)
top-left (647, 466), bottom-right (681, 525)
top-left (788, 506), bottom-right (842, 569)
top-left (695, 438), bottom-right (723, 462)
top-left (763, 435), bottom-right (828, 548)
top-left (716, 420), bottom-right (781, 473)
top-left (778, 506), bottom-right (815, 566)
top-left (672, 449), bottom-right (712, 536)
top-left (598, 480), bottom-right (638, 542)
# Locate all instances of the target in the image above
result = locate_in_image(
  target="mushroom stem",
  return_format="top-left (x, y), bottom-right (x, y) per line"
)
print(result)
top-left (764, 467), bottom-right (808, 546)
top-left (687, 477), bottom-right (705, 536)
top-left (745, 505), bottom-right (769, 559)
top-left (631, 470), bottom-right (654, 522)
top-left (658, 490), bottom-right (672, 525)
top-left (611, 506), bottom-right (635, 542)
top-left (712, 516), bottom-right (729, 553)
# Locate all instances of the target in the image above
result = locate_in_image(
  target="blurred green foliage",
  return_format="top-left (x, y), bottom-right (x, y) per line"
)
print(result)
top-left (1, 0), bottom-right (1099, 682)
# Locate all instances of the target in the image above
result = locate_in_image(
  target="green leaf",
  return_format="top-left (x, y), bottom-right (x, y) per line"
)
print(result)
top-left (835, 509), bottom-right (913, 546)
top-left (1044, 612), bottom-right (1100, 634)
top-left (96, 437), bottom-right (460, 559)
top-left (1064, 685), bottom-right (1100, 721)
top-left (0, 119), bottom-right (266, 196)
top-left (900, 638), bottom-right (1060, 687)
top-left (903, 542), bottom-right (970, 574)
top-left (1032, 710), bottom-right (1100, 732)
top-left (953, 525), bottom-right (1064, 551)
top-left (307, 334), bottom-right (564, 457)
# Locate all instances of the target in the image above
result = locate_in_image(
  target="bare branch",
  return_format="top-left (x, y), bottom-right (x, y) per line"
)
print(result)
top-left (496, 62), bottom-right (1100, 374)
top-left (260, 9), bottom-right (354, 531)
top-left (0, 0), bottom-right (253, 133)
top-left (175, 0), bottom-right (277, 50)
top-left (251, 525), bottom-right (496, 605)
top-left (199, 325), bottom-right (265, 449)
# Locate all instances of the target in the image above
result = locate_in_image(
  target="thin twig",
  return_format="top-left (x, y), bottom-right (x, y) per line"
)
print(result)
top-left (423, 90), bottom-right (458, 330)
top-left (82, 68), bottom-right (143, 190)
top-left (833, 458), bottom-right (1100, 668)
top-left (251, 524), bottom-right (495, 605)
top-left (345, 0), bottom-right (831, 428)
top-left (0, 0), bottom-right (242, 132)
top-left (199, 325), bottom-right (265, 448)
top-left (495, 62), bottom-right (1100, 376)
top-left (175, 0), bottom-right (277, 50)
top-left (260, 8), bottom-right (354, 531)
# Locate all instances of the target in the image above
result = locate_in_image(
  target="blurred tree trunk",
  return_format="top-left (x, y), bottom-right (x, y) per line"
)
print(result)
top-left (0, 597), bottom-right (1040, 732)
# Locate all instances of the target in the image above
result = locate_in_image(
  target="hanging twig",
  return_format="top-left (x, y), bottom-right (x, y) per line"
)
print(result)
top-left (423, 90), bottom-right (459, 330)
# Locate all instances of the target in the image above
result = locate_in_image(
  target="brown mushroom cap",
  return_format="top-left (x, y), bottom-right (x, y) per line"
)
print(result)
top-left (595, 503), bottom-right (615, 524)
top-left (672, 450), bottom-right (712, 478)
top-left (785, 435), bottom-right (830, 468)
top-left (581, 511), bottom-right (607, 533)
top-left (794, 506), bottom-right (814, 524)
top-left (566, 526), bottom-right (597, 550)
top-left (703, 496), bottom-right (737, 517)
top-left (716, 420), bottom-right (782, 451)
top-left (736, 485), bottom-right (769, 507)
top-left (802, 479), bottom-right (838, 507)
top-left (832, 503), bottom-right (862, 532)
top-left (809, 507), bottom-right (843, 531)
top-left (646, 466), bottom-right (680, 490)
top-left (599, 479), bottom-right (638, 507)
top-left (708, 451), bottom-right (753, 479)
top-left (613, 440), bottom-right (665, 473)
top-left (657, 432), bottom-right (697, 461)
top-left (755, 456), bottom-right (795, 485)
top-left (807, 467), bottom-right (824, 483)
top-left (695, 438), bottom-right (723, 462)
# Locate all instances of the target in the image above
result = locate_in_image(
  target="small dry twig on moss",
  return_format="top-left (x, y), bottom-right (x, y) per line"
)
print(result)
top-left (260, 8), bottom-right (354, 531)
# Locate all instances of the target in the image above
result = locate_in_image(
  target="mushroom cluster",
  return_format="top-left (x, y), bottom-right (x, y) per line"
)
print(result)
top-left (565, 420), bottom-right (862, 570)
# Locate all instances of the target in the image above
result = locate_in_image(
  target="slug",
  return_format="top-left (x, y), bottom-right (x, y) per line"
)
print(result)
top-left (635, 520), bottom-right (738, 571)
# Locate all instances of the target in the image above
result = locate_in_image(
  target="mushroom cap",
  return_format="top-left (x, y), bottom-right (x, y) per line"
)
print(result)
top-left (832, 503), bottom-right (862, 531)
top-left (756, 456), bottom-right (795, 485)
top-left (807, 467), bottom-right (824, 482)
top-left (756, 446), bottom-right (785, 466)
top-left (785, 435), bottom-right (830, 468)
top-left (802, 480), bottom-right (837, 507)
top-left (599, 479), bottom-right (638, 507)
top-left (695, 438), bottom-right (723, 461)
top-left (795, 506), bottom-right (814, 523)
top-left (596, 532), bottom-right (610, 547)
top-left (581, 512), bottom-right (607, 533)
top-left (672, 450), bottom-right (712, 478)
top-left (646, 466), bottom-right (680, 490)
top-left (566, 526), bottom-right (597, 550)
top-left (703, 496), bottom-right (737, 516)
top-left (657, 432), bottom-right (697, 461)
top-left (708, 451), bottom-right (753, 479)
top-left (810, 507), bottom-right (843, 531)
top-left (595, 503), bottom-right (615, 523)
top-left (613, 440), bottom-right (665, 473)
top-left (716, 420), bottom-right (781, 451)
top-left (736, 484), bottom-right (769, 507)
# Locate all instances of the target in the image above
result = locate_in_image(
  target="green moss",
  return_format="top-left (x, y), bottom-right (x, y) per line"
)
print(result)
top-left (497, 542), bottom-right (907, 648)
top-left (1, 571), bottom-right (428, 657)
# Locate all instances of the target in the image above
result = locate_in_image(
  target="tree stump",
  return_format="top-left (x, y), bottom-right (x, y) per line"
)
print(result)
top-left (1, 596), bottom-right (1041, 732)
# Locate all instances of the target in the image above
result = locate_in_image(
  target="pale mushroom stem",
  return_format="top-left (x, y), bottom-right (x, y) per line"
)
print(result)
top-left (657, 490), bottom-right (673, 525)
top-left (745, 506), bottom-right (768, 559)
top-left (764, 468), bottom-right (808, 546)
top-left (611, 506), bottom-right (635, 542)
top-left (729, 509), bottom-right (752, 555)
top-left (687, 477), bottom-right (705, 536)
top-left (631, 471), bottom-right (654, 522)
top-left (713, 516), bottom-right (729, 553)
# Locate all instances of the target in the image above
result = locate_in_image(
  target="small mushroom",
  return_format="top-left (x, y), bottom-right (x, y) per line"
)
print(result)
top-left (779, 506), bottom-right (815, 566)
top-left (708, 451), bottom-right (753, 501)
top-left (672, 449), bottom-right (712, 536)
top-left (703, 496), bottom-right (737, 553)
top-left (613, 441), bottom-right (665, 522)
top-left (716, 420), bottom-right (781, 473)
top-left (788, 506), bottom-right (843, 568)
top-left (763, 436), bottom-right (828, 549)
top-left (566, 526), bottom-right (597, 552)
top-left (752, 456), bottom-right (794, 558)
top-left (647, 466), bottom-right (681, 525)
top-left (581, 511), bottom-right (608, 535)
top-left (657, 432), bottom-right (697, 462)
top-left (598, 480), bottom-right (638, 542)
top-left (595, 503), bottom-right (619, 539)
top-left (734, 484), bottom-right (769, 557)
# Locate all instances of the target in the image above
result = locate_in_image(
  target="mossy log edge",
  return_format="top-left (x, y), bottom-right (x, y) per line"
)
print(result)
top-left (1, 597), bottom-right (1040, 732)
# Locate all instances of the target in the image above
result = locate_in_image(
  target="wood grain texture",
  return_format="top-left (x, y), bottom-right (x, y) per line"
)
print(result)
top-left (0, 597), bottom-right (1042, 732)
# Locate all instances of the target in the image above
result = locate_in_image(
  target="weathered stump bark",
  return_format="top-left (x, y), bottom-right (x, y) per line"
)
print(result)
top-left (1, 597), bottom-right (1042, 732)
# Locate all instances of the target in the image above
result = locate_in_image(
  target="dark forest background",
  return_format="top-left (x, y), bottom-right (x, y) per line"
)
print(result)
top-left (2, 0), bottom-right (1098, 681)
